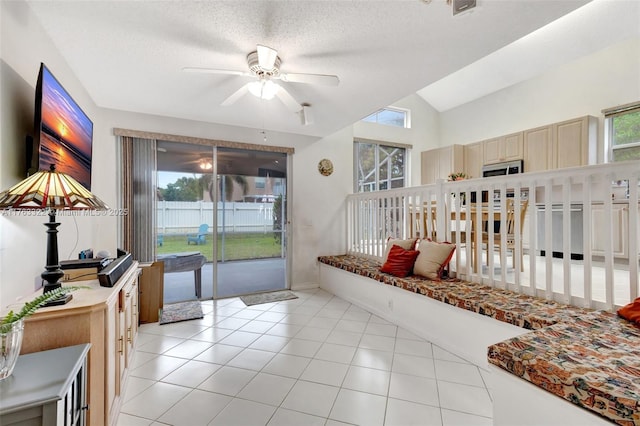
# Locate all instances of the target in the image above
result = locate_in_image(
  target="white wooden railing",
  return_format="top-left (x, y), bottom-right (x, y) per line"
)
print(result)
top-left (347, 160), bottom-right (640, 311)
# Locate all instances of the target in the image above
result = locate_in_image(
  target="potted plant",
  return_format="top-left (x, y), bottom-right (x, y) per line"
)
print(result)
top-left (448, 172), bottom-right (470, 204)
top-left (0, 286), bottom-right (84, 380)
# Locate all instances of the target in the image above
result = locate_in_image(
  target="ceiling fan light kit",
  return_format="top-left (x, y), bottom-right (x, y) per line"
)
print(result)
top-left (248, 78), bottom-right (278, 100)
top-left (185, 44), bottom-right (339, 122)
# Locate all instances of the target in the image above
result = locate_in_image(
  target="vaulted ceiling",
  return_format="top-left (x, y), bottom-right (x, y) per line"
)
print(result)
top-left (26, 0), bottom-right (635, 140)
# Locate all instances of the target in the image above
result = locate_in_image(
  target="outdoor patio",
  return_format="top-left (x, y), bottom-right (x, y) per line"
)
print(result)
top-left (162, 257), bottom-right (286, 303)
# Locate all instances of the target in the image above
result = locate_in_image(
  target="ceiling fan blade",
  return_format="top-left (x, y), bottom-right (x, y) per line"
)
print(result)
top-left (279, 72), bottom-right (339, 86)
top-left (257, 44), bottom-right (278, 70)
top-left (182, 67), bottom-right (251, 77)
top-left (274, 86), bottom-right (302, 112)
top-left (221, 84), bottom-right (249, 106)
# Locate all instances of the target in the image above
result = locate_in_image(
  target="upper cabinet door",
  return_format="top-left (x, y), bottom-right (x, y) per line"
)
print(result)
top-left (463, 142), bottom-right (482, 180)
top-left (552, 117), bottom-right (591, 169)
top-left (483, 132), bottom-right (523, 164)
top-left (503, 133), bottom-right (523, 161)
top-left (420, 145), bottom-right (464, 185)
top-left (523, 126), bottom-right (551, 172)
top-left (483, 138), bottom-right (501, 164)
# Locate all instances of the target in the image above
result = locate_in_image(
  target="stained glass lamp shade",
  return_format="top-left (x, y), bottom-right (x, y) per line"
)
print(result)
top-left (0, 166), bottom-right (108, 304)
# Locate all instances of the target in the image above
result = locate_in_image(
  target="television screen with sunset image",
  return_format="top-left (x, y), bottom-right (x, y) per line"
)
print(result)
top-left (34, 63), bottom-right (93, 190)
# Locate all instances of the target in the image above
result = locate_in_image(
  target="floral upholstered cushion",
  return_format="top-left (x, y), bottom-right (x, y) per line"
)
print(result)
top-left (488, 312), bottom-right (640, 425)
top-left (317, 254), bottom-right (590, 329)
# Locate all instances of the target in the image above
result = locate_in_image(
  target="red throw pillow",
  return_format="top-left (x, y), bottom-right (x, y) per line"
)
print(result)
top-left (380, 244), bottom-right (420, 278)
top-left (618, 297), bottom-right (640, 324)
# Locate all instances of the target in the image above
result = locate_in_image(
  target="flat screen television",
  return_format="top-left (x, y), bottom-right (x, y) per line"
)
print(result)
top-left (28, 63), bottom-right (93, 190)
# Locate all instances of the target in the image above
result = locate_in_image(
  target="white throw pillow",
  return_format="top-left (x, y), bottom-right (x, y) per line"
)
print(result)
top-left (382, 238), bottom-right (417, 263)
top-left (413, 239), bottom-right (456, 280)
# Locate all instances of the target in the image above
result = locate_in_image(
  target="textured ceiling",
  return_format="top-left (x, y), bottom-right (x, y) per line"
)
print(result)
top-left (26, 0), bottom-right (594, 139)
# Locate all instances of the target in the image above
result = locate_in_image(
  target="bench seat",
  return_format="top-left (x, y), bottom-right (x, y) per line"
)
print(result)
top-left (488, 311), bottom-right (640, 425)
top-left (318, 254), bottom-right (640, 425)
top-left (318, 254), bottom-right (592, 329)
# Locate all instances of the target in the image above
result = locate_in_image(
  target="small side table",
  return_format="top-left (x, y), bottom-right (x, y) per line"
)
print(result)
top-left (0, 343), bottom-right (91, 426)
top-left (158, 252), bottom-right (207, 299)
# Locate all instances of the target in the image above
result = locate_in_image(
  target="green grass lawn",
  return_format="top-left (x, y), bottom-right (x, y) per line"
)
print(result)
top-left (157, 233), bottom-right (283, 262)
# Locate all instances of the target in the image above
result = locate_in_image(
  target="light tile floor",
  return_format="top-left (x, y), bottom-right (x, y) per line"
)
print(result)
top-left (118, 288), bottom-right (493, 426)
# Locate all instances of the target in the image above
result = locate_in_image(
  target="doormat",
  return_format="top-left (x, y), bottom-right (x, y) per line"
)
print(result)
top-left (159, 300), bottom-right (204, 325)
top-left (240, 290), bottom-right (298, 306)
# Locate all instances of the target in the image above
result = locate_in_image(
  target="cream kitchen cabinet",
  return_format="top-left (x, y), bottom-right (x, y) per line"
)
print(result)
top-left (591, 204), bottom-right (627, 258)
top-left (483, 132), bottom-right (523, 165)
top-left (523, 125), bottom-right (552, 173)
top-left (551, 116), bottom-right (597, 169)
top-left (18, 263), bottom-right (140, 426)
top-left (463, 142), bottom-right (482, 180)
top-left (421, 144), bottom-right (464, 185)
top-left (502, 115), bottom-right (597, 174)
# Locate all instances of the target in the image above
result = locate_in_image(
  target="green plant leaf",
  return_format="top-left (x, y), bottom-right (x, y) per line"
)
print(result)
top-left (0, 286), bottom-right (87, 333)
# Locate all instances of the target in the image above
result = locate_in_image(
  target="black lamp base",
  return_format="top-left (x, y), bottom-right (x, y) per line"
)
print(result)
top-left (41, 210), bottom-right (71, 307)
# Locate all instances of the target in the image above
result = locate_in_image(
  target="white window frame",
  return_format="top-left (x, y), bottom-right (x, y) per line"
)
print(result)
top-left (603, 102), bottom-right (640, 162)
top-left (361, 107), bottom-right (411, 129)
top-left (354, 139), bottom-right (411, 193)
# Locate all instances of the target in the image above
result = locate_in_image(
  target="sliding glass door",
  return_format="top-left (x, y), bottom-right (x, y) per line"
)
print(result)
top-left (215, 147), bottom-right (288, 298)
top-left (156, 141), bottom-right (288, 302)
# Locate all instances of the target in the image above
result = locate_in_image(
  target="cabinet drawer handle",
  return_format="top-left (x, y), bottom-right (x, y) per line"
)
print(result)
top-left (127, 327), bottom-right (132, 343)
top-left (125, 292), bottom-right (131, 298)
top-left (118, 337), bottom-right (124, 354)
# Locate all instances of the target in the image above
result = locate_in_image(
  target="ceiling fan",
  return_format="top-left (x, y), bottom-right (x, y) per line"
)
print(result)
top-left (183, 44), bottom-right (339, 114)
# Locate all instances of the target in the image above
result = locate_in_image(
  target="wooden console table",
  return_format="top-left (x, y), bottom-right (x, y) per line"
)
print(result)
top-left (13, 263), bottom-right (140, 426)
top-left (157, 252), bottom-right (206, 299)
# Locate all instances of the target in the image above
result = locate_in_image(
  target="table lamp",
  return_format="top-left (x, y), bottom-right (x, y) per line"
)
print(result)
top-left (0, 165), bottom-right (108, 305)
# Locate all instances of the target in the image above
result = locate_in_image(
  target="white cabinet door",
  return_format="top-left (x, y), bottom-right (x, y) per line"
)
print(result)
top-left (591, 204), bottom-right (627, 258)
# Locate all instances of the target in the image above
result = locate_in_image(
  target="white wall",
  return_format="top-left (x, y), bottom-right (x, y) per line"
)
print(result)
top-left (1, 0), bottom-right (101, 305)
top-left (439, 37), bottom-right (640, 164)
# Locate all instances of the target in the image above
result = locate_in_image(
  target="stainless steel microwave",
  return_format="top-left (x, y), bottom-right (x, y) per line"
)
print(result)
top-left (482, 160), bottom-right (524, 178)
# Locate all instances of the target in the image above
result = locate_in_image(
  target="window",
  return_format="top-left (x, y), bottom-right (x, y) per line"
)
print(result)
top-left (355, 141), bottom-right (407, 192)
top-left (605, 102), bottom-right (640, 162)
top-left (362, 107), bottom-right (410, 128)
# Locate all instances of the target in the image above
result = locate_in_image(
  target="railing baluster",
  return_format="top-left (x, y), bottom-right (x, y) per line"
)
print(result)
top-left (344, 161), bottom-right (639, 311)
top-left (582, 175), bottom-right (593, 308)
top-left (562, 177), bottom-right (572, 305)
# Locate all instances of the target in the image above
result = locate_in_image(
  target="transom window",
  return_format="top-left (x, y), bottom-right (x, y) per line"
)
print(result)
top-left (605, 102), bottom-right (640, 162)
top-left (354, 141), bottom-right (407, 192)
top-left (361, 107), bottom-right (410, 128)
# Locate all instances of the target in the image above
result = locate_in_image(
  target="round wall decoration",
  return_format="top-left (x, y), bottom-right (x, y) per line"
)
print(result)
top-left (318, 158), bottom-right (334, 176)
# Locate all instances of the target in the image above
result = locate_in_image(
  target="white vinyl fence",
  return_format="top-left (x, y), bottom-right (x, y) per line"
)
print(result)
top-left (157, 201), bottom-right (275, 234)
top-left (347, 160), bottom-right (640, 312)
